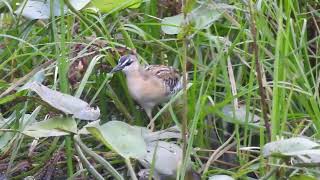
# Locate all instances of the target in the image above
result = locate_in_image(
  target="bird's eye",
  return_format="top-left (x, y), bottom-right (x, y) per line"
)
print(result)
top-left (125, 61), bottom-right (133, 66)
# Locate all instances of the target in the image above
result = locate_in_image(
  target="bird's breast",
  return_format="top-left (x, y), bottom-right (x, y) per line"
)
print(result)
top-left (126, 75), bottom-right (167, 104)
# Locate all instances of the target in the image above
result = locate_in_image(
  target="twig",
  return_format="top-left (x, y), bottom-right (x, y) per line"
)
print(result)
top-left (202, 132), bottom-right (236, 174)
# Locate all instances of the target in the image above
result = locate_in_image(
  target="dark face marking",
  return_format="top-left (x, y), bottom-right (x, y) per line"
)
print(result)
top-left (118, 56), bottom-right (133, 67)
top-left (110, 55), bottom-right (134, 73)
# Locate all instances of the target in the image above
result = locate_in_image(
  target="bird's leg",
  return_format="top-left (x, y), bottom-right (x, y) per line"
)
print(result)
top-left (147, 116), bottom-right (155, 131)
top-left (145, 108), bottom-right (155, 131)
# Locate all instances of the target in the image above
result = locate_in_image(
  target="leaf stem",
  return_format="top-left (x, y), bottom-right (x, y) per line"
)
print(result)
top-left (125, 158), bottom-right (138, 180)
top-left (75, 143), bottom-right (104, 180)
top-left (74, 135), bottom-right (124, 180)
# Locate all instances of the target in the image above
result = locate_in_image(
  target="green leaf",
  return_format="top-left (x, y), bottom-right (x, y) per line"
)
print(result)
top-left (140, 141), bottom-right (183, 176)
top-left (290, 175), bottom-right (318, 180)
top-left (23, 129), bottom-right (69, 138)
top-left (209, 175), bottom-right (234, 180)
top-left (23, 117), bottom-right (77, 138)
top-left (263, 137), bottom-right (320, 157)
top-left (0, 117), bottom-right (14, 151)
top-left (1, 108), bottom-right (41, 150)
top-left (0, 132), bottom-right (14, 151)
top-left (143, 126), bottom-right (181, 143)
top-left (189, 4), bottom-right (223, 29)
top-left (87, 121), bottom-right (147, 159)
top-left (78, 120), bottom-right (101, 135)
top-left (91, 0), bottom-right (142, 13)
top-left (20, 106), bottom-right (42, 131)
top-left (161, 1), bottom-right (235, 35)
top-left (21, 82), bottom-right (100, 121)
top-left (15, 0), bottom-right (90, 20)
top-left (0, 80), bottom-right (9, 91)
top-left (161, 14), bottom-right (183, 35)
top-left (0, 90), bottom-right (26, 105)
top-left (222, 104), bottom-right (260, 123)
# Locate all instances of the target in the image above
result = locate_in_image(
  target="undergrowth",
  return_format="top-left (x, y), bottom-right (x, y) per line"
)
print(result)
top-left (0, 0), bottom-right (320, 179)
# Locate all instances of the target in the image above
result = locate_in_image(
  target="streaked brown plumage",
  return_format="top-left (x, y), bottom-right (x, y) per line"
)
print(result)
top-left (110, 54), bottom-right (182, 130)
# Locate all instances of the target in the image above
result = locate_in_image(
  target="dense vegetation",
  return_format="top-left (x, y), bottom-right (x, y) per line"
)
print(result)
top-left (0, 0), bottom-right (320, 179)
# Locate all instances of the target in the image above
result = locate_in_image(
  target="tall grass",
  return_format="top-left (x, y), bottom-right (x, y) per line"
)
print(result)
top-left (0, 0), bottom-right (320, 179)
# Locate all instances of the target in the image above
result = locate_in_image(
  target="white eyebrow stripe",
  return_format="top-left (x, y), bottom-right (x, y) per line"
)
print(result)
top-left (120, 58), bottom-right (129, 66)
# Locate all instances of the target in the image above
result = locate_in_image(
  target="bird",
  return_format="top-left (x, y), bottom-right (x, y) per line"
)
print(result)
top-left (110, 54), bottom-right (183, 130)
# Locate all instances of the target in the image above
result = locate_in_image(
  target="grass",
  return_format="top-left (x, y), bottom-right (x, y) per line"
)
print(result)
top-left (1, 0), bottom-right (320, 179)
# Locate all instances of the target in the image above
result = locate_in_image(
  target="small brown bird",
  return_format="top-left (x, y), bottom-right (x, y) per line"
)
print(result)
top-left (110, 54), bottom-right (182, 130)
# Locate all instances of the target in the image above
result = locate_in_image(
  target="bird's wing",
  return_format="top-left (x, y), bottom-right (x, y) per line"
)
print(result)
top-left (144, 65), bottom-right (182, 94)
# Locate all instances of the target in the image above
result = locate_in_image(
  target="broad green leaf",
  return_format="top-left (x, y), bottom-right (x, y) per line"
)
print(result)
top-left (161, 14), bottom-right (183, 35)
top-left (189, 4), bottom-right (223, 29)
top-left (1, 108), bottom-right (40, 150)
top-left (222, 104), bottom-right (260, 123)
top-left (25, 117), bottom-right (77, 133)
top-left (0, 115), bottom-right (15, 151)
top-left (23, 129), bottom-right (69, 138)
top-left (139, 141), bottom-right (183, 176)
top-left (21, 82), bottom-right (100, 121)
top-left (0, 132), bottom-right (14, 151)
top-left (91, 0), bottom-right (142, 13)
top-left (161, 1), bottom-right (236, 34)
top-left (0, 112), bottom-right (15, 127)
top-left (203, 34), bottom-right (232, 47)
top-left (87, 121), bottom-right (147, 159)
top-left (18, 70), bottom-right (45, 91)
top-left (78, 120), bottom-right (100, 135)
top-left (20, 106), bottom-right (42, 131)
top-left (142, 126), bottom-right (181, 143)
top-left (23, 117), bottom-right (77, 138)
top-left (277, 149), bottom-right (320, 164)
top-left (263, 137), bottom-right (320, 157)
top-left (15, 0), bottom-right (90, 20)
top-left (209, 175), bottom-right (234, 180)
top-left (282, 149), bottom-right (320, 157)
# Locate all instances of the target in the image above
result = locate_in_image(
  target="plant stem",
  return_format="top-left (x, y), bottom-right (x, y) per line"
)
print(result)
top-left (180, 1), bottom-right (196, 179)
top-left (58, 0), bottom-right (73, 177)
top-left (65, 136), bottom-right (73, 177)
top-left (75, 143), bottom-right (104, 180)
top-left (181, 36), bottom-right (188, 177)
top-left (248, 0), bottom-right (271, 141)
top-left (74, 136), bottom-right (124, 180)
top-left (181, 0), bottom-right (187, 157)
top-left (125, 158), bottom-right (138, 180)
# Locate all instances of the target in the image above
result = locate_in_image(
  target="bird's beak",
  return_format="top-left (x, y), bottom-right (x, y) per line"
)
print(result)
top-left (110, 64), bottom-right (123, 73)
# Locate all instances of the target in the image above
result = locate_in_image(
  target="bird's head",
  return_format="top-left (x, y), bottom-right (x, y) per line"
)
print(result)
top-left (110, 54), bottom-right (139, 74)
